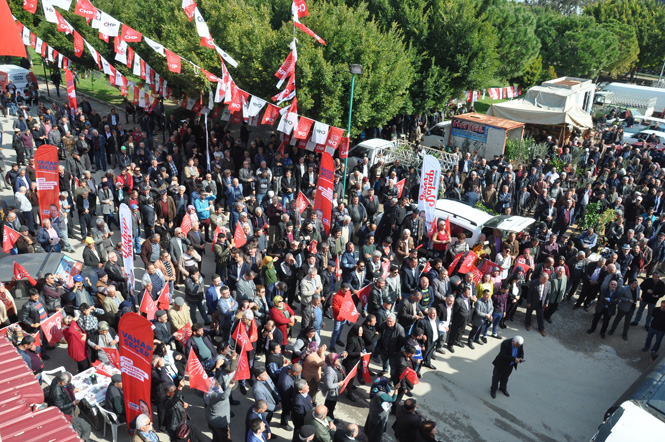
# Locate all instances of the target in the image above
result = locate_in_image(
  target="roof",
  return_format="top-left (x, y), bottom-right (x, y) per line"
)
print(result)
top-left (435, 199), bottom-right (493, 228)
top-left (452, 112), bottom-right (524, 130)
top-left (487, 100), bottom-right (594, 129)
top-left (352, 138), bottom-right (394, 150)
top-left (595, 401), bottom-right (665, 442)
top-left (0, 64), bottom-right (30, 74)
top-left (0, 335), bottom-right (80, 442)
top-left (542, 77), bottom-right (594, 91)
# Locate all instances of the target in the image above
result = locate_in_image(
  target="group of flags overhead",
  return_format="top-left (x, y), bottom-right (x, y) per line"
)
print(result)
top-left (465, 86), bottom-right (523, 102)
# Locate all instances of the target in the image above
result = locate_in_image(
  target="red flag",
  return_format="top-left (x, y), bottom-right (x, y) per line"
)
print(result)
top-left (307, 240), bottom-right (318, 255)
top-left (338, 136), bottom-right (350, 159)
top-left (361, 353), bottom-right (372, 384)
top-left (186, 348), bottom-right (212, 392)
top-left (396, 179), bottom-right (406, 198)
top-left (458, 251), bottom-right (479, 274)
top-left (165, 49), bottom-right (181, 73)
top-left (34, 144), bottom-right (60, 221)
top-left (324, 127), bottom-right (344, 154)
top-left (201, 36), bottom-right (214, 48)
top-left (274, 51), bottom-right (296, 86)
top-left (232, 320), bottom-right (251, 348)
top-left (120, 24), bottom-right (142, 43)
top-left (400, 367), bottom-right (420, 386)
top-left (293, 0), bottom-right (309, 18)
top-left (261, 103), bottom-right (281, 126)
top-left (139, 289), bottom-right (158, 320)
top-left (102, 348), bottom-right (121, 369)
top-left (92, 360), bottom-right (113, 377)
top-left (356, 284), bottom-right (371, 308)
top-left (478, 259), bottom-right (499, 275)
top-left (55, 11), bottom-right (73, 34)
top-left (234, 338), bottom-right (251, 381)
top-left (126, 46), bottom-right (135, 68)
top-left (3, 225), bottom-right (20, 253)
top-left (41, 42), bottom-right (47, 58)
top-left (296, 191), bottom-right (310, 214)
top-left (156, 284), bottom-right (171, 310)
top-left (65, 69), bottom-right (78, 114)
top-left (294, 117), bottom-right (314, 140)
top-left (294, 20), bottom-right (325, 45)
top-left (334, 256), bottom-right (342, 280)
top-left (74, 0), bottom-right (97, 20)
top-left (445, 217), bottom-right (451, 240)
top-left (182, 0), bottom-right (197, 21)
top-left (468, 265), bottom-right (483, 283)
top-left (513, 261), bottom-right (530, 274)
top-left (30, 33), bottom-right (36, 49)
top-left (338, 290), bottom-right (359, 323)
top-left (40, 310), bottom-right (64, 346)
top-left (99, 32), bottom-right (109, 43)
top-left (313, 153), bottom-right (335, 234)
top-left (448, 252), bottom-right (464, 274)
top-left (140, 59), bottom-right (146, 79)
top-left (13, 262), bottom-right (37, 285)
top-left (23, 0), bottom-right (38, 14)
top-left (234, 221), bottom-right (247, 248)
top-left (339, 361), bottom-right (359, 393)
top-left (118, 313), bottom-right (154, 425)
top-left (381, 261), bottom-right (390, 279)
top-left (175, 322), bottom-right (193, 345)
top-left (422, 261), bottom-right (431, 275)
top-left (180, 213), bottom-right (192, 236)
top-left (211, 225), bottom-right (222, 251)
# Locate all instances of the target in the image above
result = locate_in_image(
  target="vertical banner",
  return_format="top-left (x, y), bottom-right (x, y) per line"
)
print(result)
top-left (118, 313), bottom-right (154, 425)
top-left (65, 69), bottom-right (77, 113)
top-left (119, 203), bottom-right (135, 290)
top-left (34, 144), bottom-right (60, 220)
top-left (313, 152), bottom-right (334, 235)
top-left (418, 154), bottom-right (441, 228)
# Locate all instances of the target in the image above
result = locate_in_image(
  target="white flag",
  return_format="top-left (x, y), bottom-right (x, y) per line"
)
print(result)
top-left (42, 0), bottom-right (58, 24)
top-left (115, 71), bottom-right (123, 87)
top-left (48, 47), bottom-right (55, 62)
top-left (186, 98), bottom-right (196, 110)
top-left (138, 89), bottom-right (146, 107)
top-left (133, 55), bottom-right (141, 76)
top-left (208, 90), bottom-right (214, 111)
top-left (220, 106), bottom-right (231, 121)
top-left (311, 121), bottom-right (330, 145)
top-left (100, 57), bottom-right (113, 76)
top-left (214, 44), bottom-right (238, 68)
top-left (247, 96), bottom-right (266, 118)
top-left (115, 39), bottom-right (128, 64)
top-left (58, 53), bottom-right (64, 68)
top-left (193, 7), bottom-right (210, 39)
top-left (145, 65), bottom-right (152, 84)
top-left (35, 38), bottom-right (43, 55)
top-left (144, 37), bottom-right (165, 57)
top-left (84, 39), bottom-right (98, 61)
top-left (22, 27), bottom-right (30, 45)
top-left (91, 9), bottom-right (102, 29)
top-left (99, 12), bottom-right (121, 37)
top-left (277, 112), bottom-right (298, 135)
top-left (214, 81), bottom-right (225, 103)
top-left (50, 0), bottom-right (73, 10)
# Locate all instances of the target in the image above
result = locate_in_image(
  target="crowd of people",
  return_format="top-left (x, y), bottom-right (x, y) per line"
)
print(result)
top-left (2, 89), bottom-right (665, 442)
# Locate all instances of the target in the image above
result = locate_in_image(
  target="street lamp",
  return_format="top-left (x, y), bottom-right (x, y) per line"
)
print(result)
top-left (342, 63), bottom-right (362, 199)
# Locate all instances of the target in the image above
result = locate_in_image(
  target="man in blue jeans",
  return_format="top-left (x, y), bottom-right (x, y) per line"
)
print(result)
top-left (642, 301), bottom-right (665, 358)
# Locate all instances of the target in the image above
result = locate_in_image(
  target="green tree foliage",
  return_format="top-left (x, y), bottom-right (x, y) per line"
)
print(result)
top-left (601, 19), bottom-right (640, 77)
top-left (535, 13), bottom-right (619, 78)
top-left (519, 55), bottom-right (544, 89)
top-left (585, 0), bottom-right (665, 70)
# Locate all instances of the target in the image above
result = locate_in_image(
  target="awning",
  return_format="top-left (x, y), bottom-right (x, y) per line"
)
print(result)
top-left (0, 335), bottom-right (81, 442)
top-left (487, 100), bottom-right (593, 129)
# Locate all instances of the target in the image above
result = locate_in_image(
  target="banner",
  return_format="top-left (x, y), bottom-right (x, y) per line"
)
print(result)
top-left (418, 155), bottom-right (441, 228)
top-left (119, 203), bottom-right (135, 291)
top-left (3, 225), bottom-right (20, 253)
top-left (40, 309), bottom-right (64, 346)
top-left (118, 314), bottom-right (153, 425)
top-left (139, 289), bottom-right (157, 320)
top-left (186, 348), bottom-right (212, 392)
top-left (34, 144), bottom-right (60, 220)
top-left (65, 69), bottom-right (77, 113)
top-left (175, 322), bottom-right (192, 345)
top-left (339, 361), bottom-right (359, 394)
top-left (361, 353), bottom-right (372, 384)
top-left (313, 152), bottom-right (334, 235)
top-left (103, 348), bottom-right (121, 369)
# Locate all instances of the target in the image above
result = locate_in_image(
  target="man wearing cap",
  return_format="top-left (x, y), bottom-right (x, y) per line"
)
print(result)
top-left (105, 374), bottom-right (126, 422)
top-left (14, 225), bottom-right (35, 254)
top-left (169, 297), bottom-right (192, 333)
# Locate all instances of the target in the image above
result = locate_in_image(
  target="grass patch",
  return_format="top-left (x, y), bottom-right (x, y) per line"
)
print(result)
top-left (474, 97), bottom-right (510, 114)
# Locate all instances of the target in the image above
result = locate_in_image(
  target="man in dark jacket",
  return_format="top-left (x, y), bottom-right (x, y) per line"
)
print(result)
top-left (376, 313), bottom-right (404, 376)
top-left (587, 280), bottom-right (621, 338)
top-left (277, 363), bottom-right (301, 430)
top-left (490, 336), bottom-right (525, 398)
top-left (447, 286), bottom-right (474, 352)
top-left (76, 189), bottom-right (96, 240)
top-left (392, 399), bottom-right (423, 442)
top-left (185, 323), bottom-right (217, 371)
top-left (105, 374), bottom-right (126, 422)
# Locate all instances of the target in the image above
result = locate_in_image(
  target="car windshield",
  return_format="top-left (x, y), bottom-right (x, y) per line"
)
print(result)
top-left (349, 145), bottom-right (370, 159)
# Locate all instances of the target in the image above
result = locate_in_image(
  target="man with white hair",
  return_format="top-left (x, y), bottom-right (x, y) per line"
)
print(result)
top-left (490, 336), bottom-right (525, 399)
top-left (15, 185), bottom-right (34, 235)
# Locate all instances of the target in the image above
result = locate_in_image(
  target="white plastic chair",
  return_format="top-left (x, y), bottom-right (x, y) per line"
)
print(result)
top-left (41, 366), bottom-right (66, 386)
top-left (97, 404), bottom-right (123, 442)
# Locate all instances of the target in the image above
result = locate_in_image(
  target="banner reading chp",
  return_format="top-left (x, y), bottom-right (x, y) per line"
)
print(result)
top-left (119, 203), bottom-right (135, 291)
top-left (118, 313), bottom-right (154, 425)
top-left (418, 154), bottom-right (442, 227)
top-left (34, 144), bottom-right (60, 220)
top-left (313, 152), bottom-right (334, 235)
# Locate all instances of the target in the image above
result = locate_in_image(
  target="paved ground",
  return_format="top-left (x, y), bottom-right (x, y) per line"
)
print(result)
top-left (0, 80), bottom-right (657, 442)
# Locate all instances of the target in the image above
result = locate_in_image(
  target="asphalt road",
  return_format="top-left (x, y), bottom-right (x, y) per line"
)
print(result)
top-left (0, 84), bottom-right (656, 442)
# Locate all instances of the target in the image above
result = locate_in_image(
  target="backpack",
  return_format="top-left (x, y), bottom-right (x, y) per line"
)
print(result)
top-left (369, 376), bottom-right (390, 399)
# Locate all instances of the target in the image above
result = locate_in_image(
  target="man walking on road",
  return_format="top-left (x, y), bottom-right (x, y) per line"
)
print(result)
top-left (490, 336), bottom-right (525, 399)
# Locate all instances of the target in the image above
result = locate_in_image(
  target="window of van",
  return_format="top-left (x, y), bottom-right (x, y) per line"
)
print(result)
top-left (449, 221), bottom-right (473, 239)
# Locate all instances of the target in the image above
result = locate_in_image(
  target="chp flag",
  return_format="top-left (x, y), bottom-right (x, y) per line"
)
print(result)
top-left (2, 225), bottom-right (20, 253)
top-left (186, 348), bottom-right (212, 392)
top-left (65, 69), bottom-right (77, 113)
top-left (118, 313), bottom-right (154, 425)
top-left (418, 155), bottom-right (441, 232)
top-left (296, 191), bottom-right (310, 214)
top-left (119, 203), bottom-right (135, 291)
top-left (13, 262), bottom-right (37, 285)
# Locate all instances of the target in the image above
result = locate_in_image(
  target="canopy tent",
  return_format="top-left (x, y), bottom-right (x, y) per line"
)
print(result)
top-left (487, 85), bottom-right (593, 129)
top-left (0, 0), bottom-right (25, 58)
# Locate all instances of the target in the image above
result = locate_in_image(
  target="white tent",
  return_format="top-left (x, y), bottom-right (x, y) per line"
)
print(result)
top-left (486, 85), bottom-right (593, 129)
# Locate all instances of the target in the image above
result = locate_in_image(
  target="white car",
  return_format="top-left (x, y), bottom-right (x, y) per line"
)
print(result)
top-left (434, 199), bottom-right (535, 246)
top-left (624, 130), bottom-right (665, 148)
top-left (421, 121), bottom-right (451, 149)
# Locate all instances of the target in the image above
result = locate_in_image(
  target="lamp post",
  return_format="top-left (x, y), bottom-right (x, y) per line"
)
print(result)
top-left (342, 63), bottom-right (362, 200)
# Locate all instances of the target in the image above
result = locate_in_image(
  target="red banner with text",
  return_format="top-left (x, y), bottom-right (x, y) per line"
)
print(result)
top-left (34, 144), bottom-right (60, 220)
top-left (118, 313), bottom-right (154, 425)
top-left (313, 152), bottom-right (334, 235)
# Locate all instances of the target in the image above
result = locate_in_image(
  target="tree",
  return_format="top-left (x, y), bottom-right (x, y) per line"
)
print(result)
top-left (519, 55), bottom-right (543, 89)
top-left (601, 19), bottom-right (639, 77)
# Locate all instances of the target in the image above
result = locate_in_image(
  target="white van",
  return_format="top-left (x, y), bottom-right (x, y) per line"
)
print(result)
top-left (422, 121), bottom-right (452, 149)
top-left (0, 64), bottom-right (36, 99)
top-left (434, 199), bottom-right (535, 246)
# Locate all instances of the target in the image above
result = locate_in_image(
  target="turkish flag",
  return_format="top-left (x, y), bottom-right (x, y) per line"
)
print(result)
top-left (339, 361), bottom-right (359, 394)
top-left (308, 240), bottom-right (318, 254)
top-left (120, 24), bottom-right (142, 43)
top-left (361, 353), bottom-right (372, 384)
top-left (74, 0), bottom-right (97, 20)
top-left (181, 213), bottom-right (192, 236)
top-left (400, 367), bottom-right (420, 386)
top-left (24, 0), bottom-right (38, 14)
top-left (396, 179), bottom-right (406, 198)
top-left (139, 289), bottom-right (158, 320)
top-left (234, 221), bottom-right (247, 248)
top-left (296, 191), bottom-right (310, 214)
top-left (261, 103), bottom-right (281, 126)
top-left (3, 225), bottom-right (20, 253)
top-left (156, 284), bottom-right (171, 311)
top-left (186, 348), bottom-right (212, 392)
top-left (338, 290), bottom-right (359, 323)
top-left (175, 322), bottom-right (193, 345)
top-left (422, 261), bottom-right (431, 275)
top-left (40, 309), bottom-right (65, 346)
top-left (356, 284), bottom-right (371, 308)
top-left (102, 348), bottom-right (121, 369)
top-left (14, 262), bottom-right (37, 285)
top-left (165, 49), bottom-right (181, 73)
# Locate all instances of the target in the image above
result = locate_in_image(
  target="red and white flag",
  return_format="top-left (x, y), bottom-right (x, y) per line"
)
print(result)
top-left (261, 103), bottom-right (281, 126)
top-left (292, 2), bottom-right (325, 44)
top-left (361, 353), bottom-right (372, 383)
top-left (102, 348), bottom-right (121, 369)
top-left (334, 256), bottom-right (342, 280)
top-left (234, 221), bottom-right (247, 248)
top-left (296, 190), bottom-right (311, 214)
top-left (294, 117), bottom-right (314, 140)
top-left (275, 50), bottom-right (296, 88)
top-left (396, 179), bottom-right (406, 198)
top-left (182, 0), bottom-right (197, 21)
top-left (339, 361), bottom-right (359, 394)
top-left (139, 289), bottom-right (158, 320)
top-left (74, 0), bottom-right (96, 21)
top-left (186, 348), bottom-right (212, 392)
top-left (3, 225), bottom-right (20, 253)
top-left (337, 289), bottom-right (359, 323)
top-left (381, 261), bottom-right (390, 279)
top-left (165, 49), bottom-right (181, 73)
top-left (120, 24), bottom-right (142, 43)
top-left (356, 284), bottom-right (371, 308)
top-left (293, 0), bottom-right (309, 18)
top-left (156, 284), bottom-right (171, 311)
top-left (272, 74), bottom-right (296, 104)
top-left (55, 11), bottom-right (73, 34)
top-left (400, 367), bottom-right (420, 386)
top-left (24, 0), bottom-right (38, 14)
top-left (13, 262), bottom-right (37, 285)
top-left (40, 309), bottom-right (64, 346)
top-left (307, 240), bottom-right (318, 254)
top-left (175, 322), bottom-right (193, 345)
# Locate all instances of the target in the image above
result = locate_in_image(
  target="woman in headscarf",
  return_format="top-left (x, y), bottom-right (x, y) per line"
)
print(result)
top-left (343, 323), bottom-right (365, 402)
top-left (302, 341), bottom-right (326, 403)
top-left (321, 352), bottom-right (347, 420)
top-left (269, 295), bottom-right (295, 347)
top-left (262, 256), bottom-right (278, 288)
